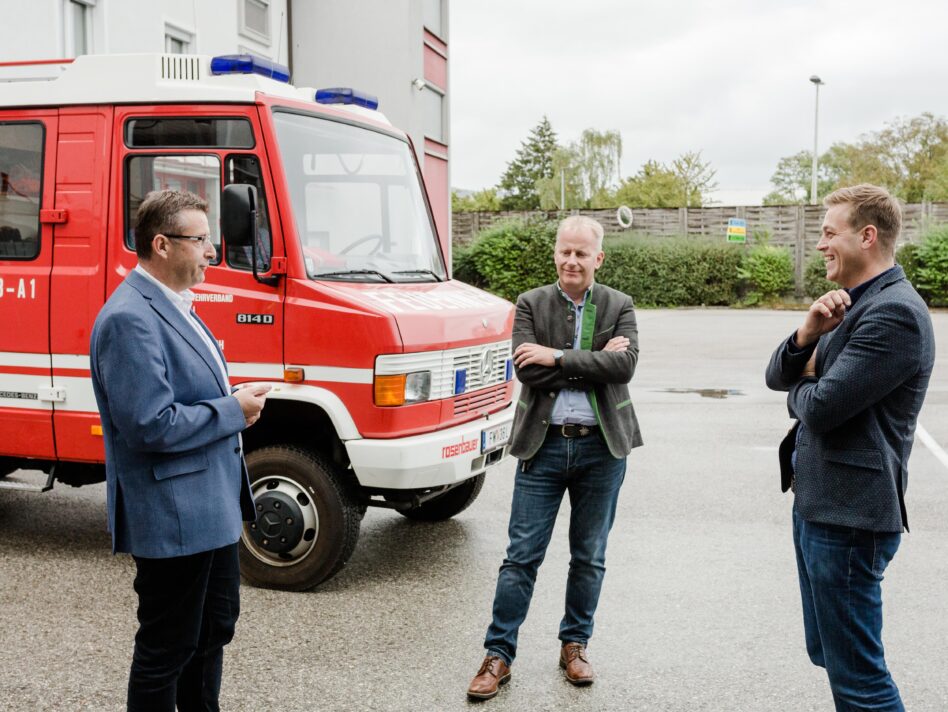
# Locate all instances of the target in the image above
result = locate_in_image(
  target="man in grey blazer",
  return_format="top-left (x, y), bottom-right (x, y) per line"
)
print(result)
top-left (766, 184), bottom-right (935, 712)
top-left (468, 216), bottom-right (642, 700)
top-left (91, 190), bottom-right (270, 710)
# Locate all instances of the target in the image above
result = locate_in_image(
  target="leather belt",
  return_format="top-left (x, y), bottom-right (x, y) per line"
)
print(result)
top-left (552, 423), bottom-right (599, 438)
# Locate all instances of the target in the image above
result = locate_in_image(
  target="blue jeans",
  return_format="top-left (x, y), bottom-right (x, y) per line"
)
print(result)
top-left (793, 511), bottom-right (903, 712)
top-left (484, 431), bottom-right (626, 665)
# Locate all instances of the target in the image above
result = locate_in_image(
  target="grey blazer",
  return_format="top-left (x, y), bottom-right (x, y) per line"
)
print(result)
top-left (510, 282), bottom-right (643, 460)
top-left (765, 266), bottom-right (935, 532)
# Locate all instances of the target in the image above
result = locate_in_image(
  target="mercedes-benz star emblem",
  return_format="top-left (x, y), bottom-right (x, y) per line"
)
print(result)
top-left (478, 348), bottom-right (496, 383)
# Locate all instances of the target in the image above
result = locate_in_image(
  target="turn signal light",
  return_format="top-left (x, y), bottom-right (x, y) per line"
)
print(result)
top-left (283, 367), bottom-right (305, 383)
top-left (374, 374), bottom-right (406, 407)
top-left (91, 424), bottom-right (103, 436)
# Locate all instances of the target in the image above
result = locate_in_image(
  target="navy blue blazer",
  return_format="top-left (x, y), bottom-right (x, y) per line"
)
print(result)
top-left (90, 269), bottom-right (255, 558)
top-left (766, 266), bottom-right (935, 532)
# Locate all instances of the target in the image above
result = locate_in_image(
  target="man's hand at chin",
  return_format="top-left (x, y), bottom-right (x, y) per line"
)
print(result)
top-left (796, 289), bottom-right (851, 347)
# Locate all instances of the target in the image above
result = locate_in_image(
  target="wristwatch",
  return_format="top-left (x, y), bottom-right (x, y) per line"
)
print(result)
top-left (553, 349), bottom-right (565, 366)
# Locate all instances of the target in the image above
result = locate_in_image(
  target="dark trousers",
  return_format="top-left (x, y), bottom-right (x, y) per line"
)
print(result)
top-left (793, 511), bottom-right (903, 712)
top-left (128, 543), bottom-right (241, 712)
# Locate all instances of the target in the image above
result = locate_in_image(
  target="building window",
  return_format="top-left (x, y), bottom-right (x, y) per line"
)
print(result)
top-left (164, 25), bottom-right (194, 55)
top-left (239, 0), bottom-right (271, 44)
top-left (422, 86), bottom-right (444, 143)
top-left (422, 0), bottom-right (443, 38)
top-left (64, 0), bottom-right (95, 57)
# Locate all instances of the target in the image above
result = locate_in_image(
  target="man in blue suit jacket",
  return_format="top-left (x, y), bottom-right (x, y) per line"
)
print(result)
top-left (766, 185), bottom-right (935, 712)
top-left (91, 190), bottom-right (270, 711)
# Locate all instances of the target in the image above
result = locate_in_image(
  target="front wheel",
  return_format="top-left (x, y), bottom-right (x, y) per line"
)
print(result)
top-left (239, 446), bottom-right (361, 591)
top-left (399, 474), bottom-right (485, 521)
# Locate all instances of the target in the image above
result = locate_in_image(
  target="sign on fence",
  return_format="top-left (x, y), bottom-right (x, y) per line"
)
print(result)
top-left (726, 218), bottom-right (747, 243)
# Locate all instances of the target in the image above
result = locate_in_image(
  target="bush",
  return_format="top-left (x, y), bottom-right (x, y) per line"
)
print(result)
top-left (737, 245), bottom-right (795, 304)
top-left (803, 250), bottom-right (836, 299)
top-left (451, 218), bottom-right (558, 301)
top-left (455, 224), bottom-right (746, 306)
top-left (915, 225), bottom-right (948, 306)
top-left (896, 242), bottom-right (925, 298)
top-left (598, 235), bottom-right (743, 306)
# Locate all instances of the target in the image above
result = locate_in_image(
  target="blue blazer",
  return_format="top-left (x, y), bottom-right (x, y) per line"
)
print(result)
top-left (766, 266), bottom-right (935, 532)
top-left (90, 269), bottom-right (255, 558)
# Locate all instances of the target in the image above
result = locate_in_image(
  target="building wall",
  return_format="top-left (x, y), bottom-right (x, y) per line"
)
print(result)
top-left (289, 0), bottom-right (451, 264)
top-left (0, 0), bottom-right (289, 68)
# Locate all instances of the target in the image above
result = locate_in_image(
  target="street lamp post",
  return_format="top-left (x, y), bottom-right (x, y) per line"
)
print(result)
top-left (809, 75), bottom-right (824, 204)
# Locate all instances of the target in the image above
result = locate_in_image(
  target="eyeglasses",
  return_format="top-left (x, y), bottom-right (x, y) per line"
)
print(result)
top-left (164, 234), bottom-right (214, 247)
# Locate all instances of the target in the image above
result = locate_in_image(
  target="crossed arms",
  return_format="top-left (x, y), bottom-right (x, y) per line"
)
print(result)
top-left (512, 293), bottom-right (638, 391)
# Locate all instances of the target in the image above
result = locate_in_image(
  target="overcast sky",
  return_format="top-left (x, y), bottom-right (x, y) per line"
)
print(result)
top-left (449, 0), bottom-right (948, 205)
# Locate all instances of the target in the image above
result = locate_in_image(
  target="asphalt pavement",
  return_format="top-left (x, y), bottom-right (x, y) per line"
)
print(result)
top-left (1, 309), bottom-right (946, 711)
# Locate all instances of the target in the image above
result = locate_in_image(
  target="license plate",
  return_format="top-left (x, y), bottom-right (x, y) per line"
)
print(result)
top-left (481, 422), bottom-right (511, 453)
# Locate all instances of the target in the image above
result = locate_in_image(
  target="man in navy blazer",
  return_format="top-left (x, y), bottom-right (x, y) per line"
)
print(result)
top-left (766, 184), bottom-right (935, 712)
top-left (91, 190), bottom-right (270, 711)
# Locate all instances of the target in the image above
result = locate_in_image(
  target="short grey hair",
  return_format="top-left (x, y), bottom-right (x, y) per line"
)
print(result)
top-left (556, 215), bottom-right (604, 250)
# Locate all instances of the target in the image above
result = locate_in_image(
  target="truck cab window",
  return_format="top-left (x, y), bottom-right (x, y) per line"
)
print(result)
top-left (0, 122), bottom-right (43, 261)
top-left (125, 154), bottom-right (222, 263)
top-left (224, 155), bottom-right (272, 271)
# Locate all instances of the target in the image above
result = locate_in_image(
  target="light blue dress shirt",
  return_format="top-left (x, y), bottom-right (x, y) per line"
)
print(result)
top-left (551, 283), bottom-right (597, 426)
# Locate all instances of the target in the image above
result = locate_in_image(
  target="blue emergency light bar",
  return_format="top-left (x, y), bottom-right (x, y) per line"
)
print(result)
top-left (210, 54), bottom-right (291, 83)
top-left (315, 87), bottom-right (379, 111)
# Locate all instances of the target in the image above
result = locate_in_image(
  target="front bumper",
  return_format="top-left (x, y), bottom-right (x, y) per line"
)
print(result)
top-left (345, 401), bottom-right (515, 489)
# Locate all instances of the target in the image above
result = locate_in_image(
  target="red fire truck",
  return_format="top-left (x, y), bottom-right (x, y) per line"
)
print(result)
top-left (0, 53), bottom-right (514, 590)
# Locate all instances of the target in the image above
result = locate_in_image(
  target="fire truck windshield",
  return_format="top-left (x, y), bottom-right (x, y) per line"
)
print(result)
top-left (272, 110), bottom-right (447, 282)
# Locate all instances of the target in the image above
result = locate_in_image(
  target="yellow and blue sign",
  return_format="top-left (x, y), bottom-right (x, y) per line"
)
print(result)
top-left (726, 218), bottom-right (747, 243)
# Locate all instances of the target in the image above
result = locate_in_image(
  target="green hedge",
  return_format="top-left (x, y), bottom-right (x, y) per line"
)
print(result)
top-left (454, 220), bottom-right (751, 306)
top-left (453, 219), bottom-right (558, 302)
top-left (803, 251), bottom-right (836, 299)
top-left (598, 235), bottom-right (743, 306)
top-left (738, 244), bottom-right (795, 304)
top-left (914, 225), bottom-right (948, 306)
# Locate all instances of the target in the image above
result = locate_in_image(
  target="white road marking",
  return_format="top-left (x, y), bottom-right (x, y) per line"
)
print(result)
top-left (917, 424), bottom-right (948, 472)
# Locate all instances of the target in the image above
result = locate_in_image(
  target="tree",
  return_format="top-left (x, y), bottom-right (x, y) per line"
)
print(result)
top-left (535, 147), bottom-right (584, 210)
top-left (762, 150), bottom-right (837, 205)
top-left (573, 129), bottom-right (623, 207)
top-left (452, 188), bottom-right (501, 212)
top-left (614, 160), bottom-right (682, 207)
top-left (497, 116), bottom-right (558, 210)
top-left (672, 150), bottom-right (717, 206)
top-left (614, 152), bottom-right (717, 208)
top-left (765, 112), bottom-right (948, 204)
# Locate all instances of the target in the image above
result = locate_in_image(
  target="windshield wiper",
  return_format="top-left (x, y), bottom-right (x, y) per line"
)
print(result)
top-left (391, 269), bottom-right (443, 282)
top-left (316, 269), bottom-right (394, 283)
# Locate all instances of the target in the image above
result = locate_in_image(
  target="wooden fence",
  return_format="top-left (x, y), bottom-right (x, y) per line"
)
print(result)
top-left (452, 203), bottom-right (948, 295)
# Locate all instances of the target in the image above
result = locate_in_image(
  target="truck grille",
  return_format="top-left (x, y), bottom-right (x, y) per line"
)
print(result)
top-left (453, 382), bottom-right (508, 416)
top-left (375, 339), bottom-right (512, 401)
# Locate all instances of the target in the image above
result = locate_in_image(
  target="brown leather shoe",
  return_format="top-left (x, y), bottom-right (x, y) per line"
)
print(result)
top-left (467, 655), bottom-right (511, 700)
top-left (559, 642), bottom-right (594, 685)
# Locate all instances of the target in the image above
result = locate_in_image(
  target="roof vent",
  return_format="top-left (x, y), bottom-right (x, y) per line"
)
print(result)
top-left (160, 55), bottom-right (201, 81)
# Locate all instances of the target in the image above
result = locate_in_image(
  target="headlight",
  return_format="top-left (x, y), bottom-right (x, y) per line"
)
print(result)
top-left (373, 371), bottom-right (431, 406)
top-left (404, 371), bottom-right (431, 402)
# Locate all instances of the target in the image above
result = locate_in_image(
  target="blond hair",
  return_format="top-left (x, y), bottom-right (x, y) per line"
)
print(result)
top-left (557, 215), bottom-right (604, 250)
top-left (823, 184), bottom-right (901, 257)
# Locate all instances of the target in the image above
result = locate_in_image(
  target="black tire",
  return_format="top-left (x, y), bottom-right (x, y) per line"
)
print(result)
top-left (399, 474), bottom-right (485, 521)
top-left (239, 446), bottom-right (361, 591)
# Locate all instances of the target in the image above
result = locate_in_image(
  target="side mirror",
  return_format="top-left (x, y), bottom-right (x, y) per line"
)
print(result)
top-left (222, 184), bottom-right (278, 286)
